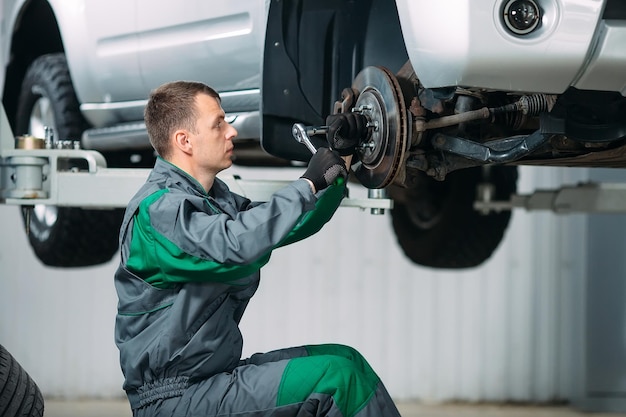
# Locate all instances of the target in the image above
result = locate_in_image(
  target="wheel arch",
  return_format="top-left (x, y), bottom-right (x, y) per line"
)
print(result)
top-left (2, 0), bottom-right (63, 129)
top-left (261, 0), bottom-right (409, 162)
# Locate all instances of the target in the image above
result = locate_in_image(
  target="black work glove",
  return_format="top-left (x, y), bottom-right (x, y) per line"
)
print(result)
top-left (326, 112), bottom-right (368, 156)
top-left (301, 147), bottom-right (348, 192)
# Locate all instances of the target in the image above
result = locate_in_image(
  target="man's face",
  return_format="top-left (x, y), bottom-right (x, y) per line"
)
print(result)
top-left (188, 94), bottom-right (237, 175)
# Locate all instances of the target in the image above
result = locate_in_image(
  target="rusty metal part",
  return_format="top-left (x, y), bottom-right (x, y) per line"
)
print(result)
top-left (415, 107), bottom-right (492, 132)
top-left (413, 94), bottom-right (557, 133)
top-left (333, 88), bottom-right (360, 115)
top-left (409, 96), bottom-right (426, 118)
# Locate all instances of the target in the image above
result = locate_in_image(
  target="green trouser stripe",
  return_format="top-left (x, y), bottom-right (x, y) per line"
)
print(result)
top-left (277, 344), bottom-right (380, 417)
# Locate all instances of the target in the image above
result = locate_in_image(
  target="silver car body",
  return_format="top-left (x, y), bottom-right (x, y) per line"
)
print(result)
top-left (397, 0), bottom-right (625, 95)
top-left (1, 0), bottom-right (624, 131)
top-left (1, 0), bottom-right (268, 128)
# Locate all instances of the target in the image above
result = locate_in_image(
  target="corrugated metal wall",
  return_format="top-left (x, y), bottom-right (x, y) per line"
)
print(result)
top-left (0, 166), bottom-right (588, 401)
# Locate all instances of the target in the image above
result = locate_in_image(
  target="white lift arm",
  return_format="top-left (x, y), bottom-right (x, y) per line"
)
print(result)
top-left (0, 105), bottom-right (392, 212)
top-left (475, 181), bottom-right (626, 214)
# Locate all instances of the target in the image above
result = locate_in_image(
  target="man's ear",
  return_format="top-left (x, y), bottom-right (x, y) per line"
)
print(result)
top-left (173, 130), bottom-right (192, 155)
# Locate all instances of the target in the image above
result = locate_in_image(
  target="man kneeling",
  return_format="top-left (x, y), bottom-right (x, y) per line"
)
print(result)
top-left (114, 80), bottom-right (401, 417)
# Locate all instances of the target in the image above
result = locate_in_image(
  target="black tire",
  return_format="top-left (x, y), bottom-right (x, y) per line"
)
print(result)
top-left (0, 345), bottom-right (44, 417)
top-left (390, 165), bottom-right (518, 269)
top-left (15, 53), bottom-right (123, 267)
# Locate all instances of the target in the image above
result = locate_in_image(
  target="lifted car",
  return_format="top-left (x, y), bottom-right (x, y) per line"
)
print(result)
top-left (0, 0), bottom-right (625, 269)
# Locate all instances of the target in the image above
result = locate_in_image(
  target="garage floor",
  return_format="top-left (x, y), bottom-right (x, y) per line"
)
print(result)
top-left (43, 399), bottom-right (626, 417)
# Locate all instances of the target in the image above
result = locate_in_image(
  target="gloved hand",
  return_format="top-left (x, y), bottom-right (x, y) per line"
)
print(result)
top-left (301, 147), bottom-right (348, 193)
top-left (326, 112), bottom-right (368, 156)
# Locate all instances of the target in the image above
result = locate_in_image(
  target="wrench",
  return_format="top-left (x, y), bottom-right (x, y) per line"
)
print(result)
top-left (291, 123), bottom-right (328, 154)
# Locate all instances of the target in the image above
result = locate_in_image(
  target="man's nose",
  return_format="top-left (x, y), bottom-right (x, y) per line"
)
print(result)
top-left (227, 124), bottom-right (238, 140)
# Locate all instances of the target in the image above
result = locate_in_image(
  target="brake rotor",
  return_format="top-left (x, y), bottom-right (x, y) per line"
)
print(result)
top-left (351, 66), bottom-right (408, 189)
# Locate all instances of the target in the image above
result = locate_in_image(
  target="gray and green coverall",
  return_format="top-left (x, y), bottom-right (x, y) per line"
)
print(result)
top-left (114, 157), bottom-right (401, 417)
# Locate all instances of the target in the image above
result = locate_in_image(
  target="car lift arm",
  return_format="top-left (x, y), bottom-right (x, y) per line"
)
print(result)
top-left (475, 181), bottom-right (626, 214)
top-left (0, 105), bottom-right (392, 211)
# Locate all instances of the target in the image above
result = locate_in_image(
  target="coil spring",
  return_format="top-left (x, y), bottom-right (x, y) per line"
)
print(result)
top-left (500, 94), bottom-right (557, 130)
top-left (517, 94), bottom-right (556, 116)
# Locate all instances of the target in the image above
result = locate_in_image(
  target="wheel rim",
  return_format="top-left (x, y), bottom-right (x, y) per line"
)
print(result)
top-left (27, 95), bottom-right (58, 241)
top-left (28, 205), bottom-right (58, 241)
top-left (28, 95), bottom-right (56, 138)
top-left (404, 198), bottom-right (444, 229)
top-left (402, 182), bottom-right (446, 229)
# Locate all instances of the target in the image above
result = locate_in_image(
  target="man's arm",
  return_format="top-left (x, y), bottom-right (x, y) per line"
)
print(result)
top-left (125, 179), bottom-right (316, 287)
top-left (278, 155), bottom-right (351, 246)
top-left (157, 180), bottom-right (317, 265)
top-left (125, 151), bottom-right (348, 287)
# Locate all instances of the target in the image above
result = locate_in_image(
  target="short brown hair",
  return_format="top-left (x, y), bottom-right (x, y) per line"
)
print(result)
top-left (144, 81), bottom-right (220, 158)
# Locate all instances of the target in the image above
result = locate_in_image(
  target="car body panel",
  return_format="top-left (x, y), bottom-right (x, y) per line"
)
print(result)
top-left (136, 0), bottom-right (264, 96)
top-left (0, 0), bottom-right (28, 89)
top-left (395, 0), bottom-right (621, 94)
top-left (10, 0), bottom-right (268, 127)
top-left (574, 20), bottom-right (626, 94)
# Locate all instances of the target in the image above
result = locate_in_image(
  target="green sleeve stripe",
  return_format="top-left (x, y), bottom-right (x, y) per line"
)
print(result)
top-left (128, 178), bottom-right (344, 288)
top-left (277, 344), bottom-right (380, 417)
top-left (127, 189), bottom-right (271, 288)
top-left (278, 179), bottom-right (346, 247)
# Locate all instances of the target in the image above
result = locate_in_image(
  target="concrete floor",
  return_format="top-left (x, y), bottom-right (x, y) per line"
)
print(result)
top-left (43, 399), bottom-right (626, 417)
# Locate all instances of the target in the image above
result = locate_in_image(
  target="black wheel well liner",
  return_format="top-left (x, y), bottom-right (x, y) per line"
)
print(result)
top-left (261, 0), bottom-right (409, 162)
top-left (2, 0), bottom-right (63, 128)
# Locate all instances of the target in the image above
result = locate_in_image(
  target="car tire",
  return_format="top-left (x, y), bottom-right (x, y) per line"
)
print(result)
top-left (15, 53), bottom-right (123, 267)
top-left (0, 345), bottom-right (44, 417)
top-left (390, 165), bottom-right (518, 269)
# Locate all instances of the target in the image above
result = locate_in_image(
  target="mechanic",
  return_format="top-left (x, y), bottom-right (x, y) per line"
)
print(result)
top-left (114, 80), bottom-right (401, 417)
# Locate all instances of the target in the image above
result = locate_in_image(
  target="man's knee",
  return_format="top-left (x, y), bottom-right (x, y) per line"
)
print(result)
top-left (278, 353), bottom-right (381, 417)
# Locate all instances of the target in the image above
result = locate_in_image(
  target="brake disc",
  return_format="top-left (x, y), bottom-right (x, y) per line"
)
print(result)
top-left (351, 66), bottom-right (409, 189)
